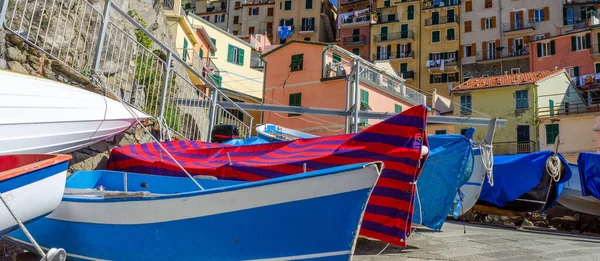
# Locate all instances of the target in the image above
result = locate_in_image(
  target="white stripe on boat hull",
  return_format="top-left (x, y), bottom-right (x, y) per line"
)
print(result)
top-left (244, 250), bottom-right (351, 261)
top-left (49, 167), bottom-right (379, 224)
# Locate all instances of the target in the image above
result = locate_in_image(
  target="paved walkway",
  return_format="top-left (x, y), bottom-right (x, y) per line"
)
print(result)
top-left (353, 221), bottom-right (600, 261)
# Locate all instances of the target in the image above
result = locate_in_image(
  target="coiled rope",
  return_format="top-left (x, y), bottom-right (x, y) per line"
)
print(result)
top-left (546, 154), bottom-right (562, 183)
top-left (480, 143), bottom-right (494, 186)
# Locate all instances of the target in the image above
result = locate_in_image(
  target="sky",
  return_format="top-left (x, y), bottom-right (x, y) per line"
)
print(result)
top-left (330, 0), bottom-right (337, 6)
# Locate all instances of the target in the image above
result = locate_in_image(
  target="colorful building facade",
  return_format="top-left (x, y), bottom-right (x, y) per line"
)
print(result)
top-left (451, 69), bottom-right (583, 155)
top-left (260, 41), bottom-right (425, 136)
top-left (272, 0), bottom-right (338, 44)
top-left (337, 0), bottom-right (373, 60)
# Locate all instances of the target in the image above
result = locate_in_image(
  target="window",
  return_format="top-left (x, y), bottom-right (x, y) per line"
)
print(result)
top-left (301, 18), bottom-right (315, 31)
top-left (232, 30), bottom-right (239, 35)
top-left (566, 66), bottom-right (579, 78)
top-left (595, 63), bottom-right (600, 74)
top-left (465, 0), bottom-right (472, 12)
top-left (545, 124), bottom-right (559, 144)
top-left (267, 22), bottom-right (273, 33)
top-left (572, 34), bottom-right (591, 51)
top-left (267, 7), bottom-right (274, 16)
top-left (533, 8), bottom-right (545, 23)
top-left (448, 73), bottom-right (457, 82)
top-left (249, 26), bottom-right (255, 35)
top-left (465, 21), bottom-right (472, 33)
top-left (565, 7), bottom-right (574, 25)
top-left (227, 45), bottom-right (245, 65)
top-left (511, 68), bottom-right (521, 74)
top-left (216, 14), bottom-right (224, 23)
top-left (284, 0), bottom-right (291, 10)
top-left (384, 0), bottom-right (391, 7)
top-left (484, 17), bottom-right (493, 30)
top-left (304, 37), bottom-right (311, 41)
top-left (515, 90), bottom-right (529, 109)
top-left (210, 38), bottom-right (216, 56)
top-left (233, 16), bottom-right (239, 24)
top-left (250, 7), bottom-right (259, 15)
top-left (432, 30), bottom-right (441, 43)
top-left (460, 95), bottom-right (472, 114)
top-left (432, 74), bottom-right (442, 83)
top-left (537, 41), bottom-right (555, 57)
top-left (306, 0), bottom-right (312, 9)
top-left (460, 128), bottom-right (468, 136)
top-left (288, 93), bottom-right (302, 117)
top-left (400, 63), bottom-right (408, 73)
top-left (290, 54), bottom-right (303, 71)
top-left (352, 48), bottom-right (360, 55)
top-left (407, 5), bottom-right (414, 20)
top-left (484, 0), bottom-right (492, 8)
top-left (394, 104), bottom-right (402, 113)
top-left (446, 28), bottom-right (456, 41)
top-left (465, 45), bottom-right (472, 57)
top-left (359, 90), bottom-right (370, 125)
top-left (333, 54), bottom-right (341, 63)
top-left (235, 1), bottom-right (241, 8)
top-left (486, 41), bottom-right (496, 59)
top-left (534, 34), bottom-right (545, 41)
top-left (435, 129), bottom-right (447, 135)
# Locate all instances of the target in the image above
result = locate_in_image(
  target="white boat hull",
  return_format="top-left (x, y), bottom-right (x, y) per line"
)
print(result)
top-left (557, 163), bottom-right (600, 216)
top-left (0, 70), bottom-right (148, 155)
top-left (458, 152), bottom-right (486, 214)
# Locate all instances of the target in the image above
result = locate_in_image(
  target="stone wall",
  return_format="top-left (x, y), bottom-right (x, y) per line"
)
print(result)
top-left (462, 58), bottom-right (531, 79)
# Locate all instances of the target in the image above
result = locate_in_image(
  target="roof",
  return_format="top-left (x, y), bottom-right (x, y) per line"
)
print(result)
top-left (260, 41), bottom-right (328, 58)
top-left (186, 13), bottom-right (255, 49)
top-left (452, 69), bottom-right (567, 92)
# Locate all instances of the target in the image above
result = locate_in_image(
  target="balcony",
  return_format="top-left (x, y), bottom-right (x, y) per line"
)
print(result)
top-left (493, 141), bottom-right (536, 155)
top-left (564, 0), bottom-right (600, 6)
top-left (243, 0), bottom-right (274, 5)
top-left (401, 70), bottom-right (415, 80)
top-left (539, 101), bottom-right (600, 118)
top-left (342, 35), bottom-right (367, 46)
top-left (425, 15), bottom-right (459, 27)
top-left (422, 0), bottom-right (461, 10)
top-left (340, 13), bottom-right (371, 28)
top-left (476, 48), bottom-right (529, 62)
top-left (374, 13), bottom-right (399, 24)
top-left (372, 50), bottom-right (415, 61)
top-left (298, 24), bottom-right (315, 33)
top-left (340, 0), bottom-right (369, 5)
top-left (373, 31), bottom-right (414, 42)
top-left (502, 20), bottom-right (536, 34)
top-left (426, 52), bottom-right (458, 68)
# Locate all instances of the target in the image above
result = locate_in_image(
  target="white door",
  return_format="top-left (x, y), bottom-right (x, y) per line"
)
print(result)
top-left (514, 38), bottom-right (524, 55)
top-left (487, 41), bottom-right (496, 59)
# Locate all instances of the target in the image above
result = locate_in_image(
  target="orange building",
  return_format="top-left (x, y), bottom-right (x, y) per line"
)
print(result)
top-left (260, 41), bottom-right (426, 136)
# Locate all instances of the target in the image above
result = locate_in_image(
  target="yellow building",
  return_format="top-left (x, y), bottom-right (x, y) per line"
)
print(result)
top-left (371, 0), bottom-right (419, 88)
top-left (450, 69), bottom-right (583, 155)
top-left (238, 1), bottom-right (275, 43)
top-left (272, 0), bottom-right (337, 44)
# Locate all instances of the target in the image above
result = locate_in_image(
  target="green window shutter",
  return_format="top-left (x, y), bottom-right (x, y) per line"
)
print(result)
top-left (209, 74), bottom-right (222, 88)
top-left (430, 74), bottom-right (434, 83)
top-left (595, 63), bottom-right (600, 73)
top-left (455, 72), bottom-right (460, 82)
top-left (199, 48), bottom-right (204, 60)
top-left (549, 99), bottom-right (554, 116)
top-left (441, 73), bottom-right (448, 83)
top-left (291, 54), bottom-right (303, 71)
top-left (285, 0), bottom-right (291, 10)
top-left (574, 66), bottom-right (579, 77)
top-left (210, 38), bottom-right (216, 56)
top-left (546, 124), bottom-right (559, 144)
top-left (360, 90), bottom-right (369, 104)
top-left (333, 54), bottom-right (341, 63)
top-left (586, 33), bottom-right (591, 49)
top-left (238, 48), bottom-right (245, 65)
top-left (408, 5), bottom-right (414, 20)
top-left (395, 104), bottom-right (402, 113)
top-left (288, 93), bottom-right (301, 116)
top-left (227, 45), bottom-right (234, 63)
top-left (183, 38), bottom-right (188, 61)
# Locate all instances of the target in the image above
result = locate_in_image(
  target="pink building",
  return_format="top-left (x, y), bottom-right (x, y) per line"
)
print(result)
top-left (260, 41), bottom-right (425, 136)
top-left (529, 28), bottom-right (600, 105)
top-left (337, 0), bottom-right (372, 60)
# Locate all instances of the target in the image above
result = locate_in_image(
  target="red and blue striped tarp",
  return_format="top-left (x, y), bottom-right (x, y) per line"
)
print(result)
top-left (107, 105), bottom-right (428, 246)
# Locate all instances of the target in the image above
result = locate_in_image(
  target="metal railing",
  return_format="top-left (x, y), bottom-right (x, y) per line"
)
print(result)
top-left (164, 0), bottom-right (174, 9)
top-left (539, 102), bottom-right (600, 118)
top-left (502, 21), bottom-right (536, 32)
top-left (425, 15), bottom-right (458, 26)
top-left (375, 13), bottom-right (398, 24)
top-left (342, 35), bottom-right (367, 46)
top-left (373, 31), bottom-right (414, 42)
top-left (1, 0), bottom-right (253, 140)
top-left (372, 50), bottom-right (414, 61)
top-left (401, 70), bottom-right (414, 79)
top-left (476, 48), bottom-right (529, 61)
top-left (340, 14), bottom-right (371, 28)
top-left (340, 0), bottom-right (369, 5)
top-left (177, 48), bottom-right (202, 73)
top-left (493, 141), bottom-right (536, 155)
top-left (426, 57), bottom-right (458, 68)
top-left (422, 0), bottom-right (461, 9)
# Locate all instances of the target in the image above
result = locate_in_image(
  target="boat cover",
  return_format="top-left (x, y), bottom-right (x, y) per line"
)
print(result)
top-left (107, 106), bottom-right (428, 247)
top-left (577, 152), bottom-right (600, 200)
top-left (412, 134), bottom-right (474, 231)
top-left (222, 136), bottom-right (270, 146)
top-left (479, 151), bottom-right (571, 208)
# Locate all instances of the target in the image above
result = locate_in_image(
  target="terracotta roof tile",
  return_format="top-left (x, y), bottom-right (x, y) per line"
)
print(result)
top-left (452, 68), bottom-right (566, 92)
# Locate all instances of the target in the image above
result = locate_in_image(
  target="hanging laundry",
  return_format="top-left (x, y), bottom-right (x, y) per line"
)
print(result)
top-left (277, 26), bottom-right (292, 41)
top-left (440, 59), bottom-right (445, 71)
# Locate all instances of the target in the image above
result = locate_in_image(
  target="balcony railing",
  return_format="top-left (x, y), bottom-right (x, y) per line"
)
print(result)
top-left (298, 24), bottom-right (315, 32)
top-left (372, 50), bottom-right (415, 61)
top-left (425, 15), bottom-right (459, 26)
top-left (243, 0), bottom-right (274, 4)
top-left (342, 35), bottom-right (367, 46)
top-left (375, 13), bottom-right (399, 24)
top-left (493, 141), bottom-right (536, 155)
top-left (475, 48), bottom-right (529, 61)
top-left (426, 55), bottom-right (458, 68)
top-left (401, 70), bottom-right (415, 79)
top-left (340, 0), bottom-right (369, 5)
top-left (373, 31), bottom-right (414, 42)
top-left (340, 14), bottom-right (371, 28)
top-left (539, 102), bottom-right (600, 118)
top-left (163, 0), bottom-right (174, 9)
top-left (502, 20), bottom-right (536, 32)
top-left (177, 48), bottom-right (202, 73)
top-left (564, 0), bottom-right (600, 5)
top-left (422, 0), bottom-right (461, 9)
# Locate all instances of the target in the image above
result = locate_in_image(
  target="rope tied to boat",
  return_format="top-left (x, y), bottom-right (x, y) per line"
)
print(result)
top-left (480, 143), bottom-right (494, 186)
top-left (546, 154), bottom-right (562, 183)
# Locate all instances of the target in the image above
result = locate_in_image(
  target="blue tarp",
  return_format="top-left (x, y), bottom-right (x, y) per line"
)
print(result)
top-left (577, 152), bottom-right (600, 200)
top-left (480, 151), bottom-right (572, 209)
top-left (412, 134), bottom-right (474, 231)
top-left (222, 137), bottom-right (271, 146)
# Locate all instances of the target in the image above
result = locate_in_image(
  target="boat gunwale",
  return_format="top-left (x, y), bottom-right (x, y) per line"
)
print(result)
top-left (0, 154), bottom-right (71, 182)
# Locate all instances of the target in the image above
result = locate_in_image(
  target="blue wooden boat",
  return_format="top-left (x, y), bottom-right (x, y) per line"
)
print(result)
top-left (255, 124), bottom-right (318, 141)
top-left (6, 162), bottom-right (382, 261)
top-left (558, 154), bottom-right (600, 216)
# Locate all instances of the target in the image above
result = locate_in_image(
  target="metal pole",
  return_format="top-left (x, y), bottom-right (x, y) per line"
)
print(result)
top-left (158, 51), bottom-right (173, 121)
top-left (345, 75), bottom-right (351, 134)
top-left (248, 117), bottom-right (253, 137)
top-left (353, 60), bottom-right (360, 133)
top-left (0, 193), bottom-right (46, 258)
top-left (0, 0), bottom-right (9, 29)
top-left (91, 0), bottom-right (111, 72)
top-left (207, 88), bottom-right (218, 141)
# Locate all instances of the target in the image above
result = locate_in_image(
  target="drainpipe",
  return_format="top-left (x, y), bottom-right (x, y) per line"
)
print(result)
top-left (353, 59), bottom-right (360, 133)
top-left (499, 0), bottom-right (503, 74)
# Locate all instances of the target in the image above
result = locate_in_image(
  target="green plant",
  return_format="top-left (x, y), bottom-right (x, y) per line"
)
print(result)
top-left (127, 10), bottom-right (153, 49)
